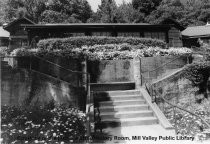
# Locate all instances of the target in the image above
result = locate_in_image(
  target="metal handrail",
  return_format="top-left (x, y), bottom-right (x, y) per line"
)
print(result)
top-left (140, 55), bottom-right (210, 134)
top-left (1, 55), bottom-right (93, 136)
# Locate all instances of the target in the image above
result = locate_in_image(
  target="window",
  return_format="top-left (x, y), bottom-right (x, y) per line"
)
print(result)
top-left (91, 32), bottom-right (112, 36)
top-left (144, 32), bottom-right (166, 41)
top-left (118, 32), bottom-right (140, 37)
top-left (64, 32), bottom-right (85, 37)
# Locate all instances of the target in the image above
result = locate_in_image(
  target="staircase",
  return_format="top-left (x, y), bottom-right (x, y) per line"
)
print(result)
top-left (91, 82), bottom-right (159, 129)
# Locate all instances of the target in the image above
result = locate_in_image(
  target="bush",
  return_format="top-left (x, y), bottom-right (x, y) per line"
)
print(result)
top-left (184, 61), bottom-right (210, 100)
top-left (37, 36), bottom-right (167, 50)
top-left (1, 103), bottom-right (86, 143)
top-left (0, 47), bottom-right (10, 56)
top-left (11, 46), bottom-right (192, 60)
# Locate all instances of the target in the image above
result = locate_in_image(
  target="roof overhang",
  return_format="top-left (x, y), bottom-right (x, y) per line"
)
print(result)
top-left (21, 23), bottom-right (171, 31)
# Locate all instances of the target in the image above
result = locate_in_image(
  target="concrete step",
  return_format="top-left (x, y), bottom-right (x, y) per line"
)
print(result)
top-left (95, 95), bottom-right (144, 102)
top-left (99, 104), bottom-right (149, 112)
top-left (100, 110), bottom-right (154, 119)
top-left (100, 117), bottom-right (158, 127)
top-left (99, 100), bottom-right (146, 106)
top-left (93, 90), bottom-right (141, 97)
top-left (90, 82), bottom-right (135, 91)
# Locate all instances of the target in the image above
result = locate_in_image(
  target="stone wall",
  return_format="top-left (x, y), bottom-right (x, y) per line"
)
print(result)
top-left (1, 57), bottom-right (86, 110)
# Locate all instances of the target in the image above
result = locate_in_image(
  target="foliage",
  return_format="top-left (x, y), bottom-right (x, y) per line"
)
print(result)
top-left (37, 36), bottom-right (167, 50)
top-left (145, 0), bottom-right (210, 27)
top-left (95, 0), bottom-right (118, 23)
top-left (115, 2), bottom-right (144, 23)
top-left (1, 103), bottom-right (86, 143)
top-left (40, 0), bottom-right (92, 23)
top-left (3, 0), bottom-right (47, 23)
top-left (0, 47), bottom-right (10, 56)
top-left (165, 105), bottom-right (210, 137)
top-left (184, 61), bottom-right (210, 100)
top-left (132, 0), bottom-right (162, 16)
top-left (2, 0), bottom-right (92, 23)
top-left (11, 44), bottom-right (192, 60)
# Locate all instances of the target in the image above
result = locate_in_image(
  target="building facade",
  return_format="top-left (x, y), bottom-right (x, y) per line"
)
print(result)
top-left (0, 26), bottom-right (9, 47)
top-left (182, 23), bottom-right (210, 47)
top-left (4, 17), bottom-right (184, 49)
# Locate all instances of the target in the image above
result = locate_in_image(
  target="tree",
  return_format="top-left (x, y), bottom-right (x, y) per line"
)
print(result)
top-left (96, 0), bottom-right (118, 23)
top-left (116, 1), bottom-right (144, 23)
top-left (145, 0), bottom-right (185, 25)
top-left (41, 0), bottom-right (92, 23)
top-left (132, 0), bottom-right (162, 16)
top-left (3, 0), bottom-right (92, 24)
top-left (0, 0), bottom-right (7, 25)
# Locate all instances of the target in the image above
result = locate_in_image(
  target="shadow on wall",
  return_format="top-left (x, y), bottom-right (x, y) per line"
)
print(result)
top-left (1, 57), bottom-right (86, 111)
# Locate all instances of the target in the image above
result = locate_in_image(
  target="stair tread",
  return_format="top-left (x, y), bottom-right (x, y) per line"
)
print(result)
top-left (90, 81), bottom-right (135, 85)
top-left (100, 110), bottom-right (153, 115)
top-left (102, 116), bottom-right (157, 122)
top-left (99, 104), bottom-right (148, 109)
top-left (102, 89), bottom-right (140, 93)
top-left (100, 99), bottom-right (145, 103)
top-left (103, 94), bottom-right (141, 97)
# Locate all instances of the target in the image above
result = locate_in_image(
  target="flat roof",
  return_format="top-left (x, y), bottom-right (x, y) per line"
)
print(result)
top-left (0, 26), bottom-right (9, 37)
top-left (182, 24), bottom-right (210, 38)
top-left (21, 23), bottom-right (171, 29)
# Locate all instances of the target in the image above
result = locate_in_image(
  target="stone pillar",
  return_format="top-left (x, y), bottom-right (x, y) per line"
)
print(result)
top-left (133, 57), bottom-right (142, 89)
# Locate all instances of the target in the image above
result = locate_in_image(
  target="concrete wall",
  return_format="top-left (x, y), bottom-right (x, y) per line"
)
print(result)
top-left (140, 56), bottom-right (189, 83)
top-left (1, 57), bottom-right (86, 110)
top-left (88, 60), bottom-right (134, 83)
top-left (87, 56), bottom-right (189, 84)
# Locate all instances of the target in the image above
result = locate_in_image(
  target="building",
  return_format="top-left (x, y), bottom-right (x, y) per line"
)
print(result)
top-left (0, 26), bottom-right (9, 47)
top-left (3, 17), bottom-right (35, 50)
top-left (182, 22), bottom-right (210, 47)
top-left (4, 17), bottom-right (184, 49)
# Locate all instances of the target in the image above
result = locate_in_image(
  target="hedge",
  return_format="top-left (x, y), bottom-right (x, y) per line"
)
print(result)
top-left (11, 45), bottom-right (192, 60)
top-left (37, 36), bottom-right (167, 50)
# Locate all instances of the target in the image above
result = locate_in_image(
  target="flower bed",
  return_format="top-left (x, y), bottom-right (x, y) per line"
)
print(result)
top-left (1, 103), bottom-right (87, 143)
top-left (37, 36), bottom-right (167, 50)
top-left (11, 45), bottom-right (192, 60)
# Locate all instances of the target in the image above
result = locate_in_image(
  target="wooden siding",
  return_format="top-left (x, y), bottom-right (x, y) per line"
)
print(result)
top-left (168, 27), bottom-right (183, 47)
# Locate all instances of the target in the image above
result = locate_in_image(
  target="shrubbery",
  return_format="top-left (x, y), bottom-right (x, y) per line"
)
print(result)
top-left (37, 36), bottom-right (167, 50)
top-left (11, 45), bottom-right (192, 60)
top-left (1, 103), bottom-right (87, 143)
top-left (0, 47), bottom-right (10, 56)
top-left (184, 61), bottom-right (210, 101)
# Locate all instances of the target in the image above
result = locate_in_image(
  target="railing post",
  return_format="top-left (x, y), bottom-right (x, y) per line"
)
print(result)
top-left (173, 106), bottom-right (177, 135)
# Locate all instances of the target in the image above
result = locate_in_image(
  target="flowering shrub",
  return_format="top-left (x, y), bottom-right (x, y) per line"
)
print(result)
top-left (184, 61), bottom-right (210, 101)
top-left (1, 103), bottom-right (87, 143)
top-left (11, 45), bottom-right (192, 60)
top-left (37, 36), bottom-right (167, 50)
top-left (0, 46), bottom-right (10, 56)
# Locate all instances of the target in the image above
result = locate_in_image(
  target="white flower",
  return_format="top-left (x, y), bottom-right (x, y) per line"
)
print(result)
top-left (53, 133), bottom-right (56, 137)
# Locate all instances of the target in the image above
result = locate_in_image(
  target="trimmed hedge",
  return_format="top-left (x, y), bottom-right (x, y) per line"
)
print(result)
top-left (37, 36), bottom-right (167, 50)
top-left (11, 45), bottom-right (192, 60)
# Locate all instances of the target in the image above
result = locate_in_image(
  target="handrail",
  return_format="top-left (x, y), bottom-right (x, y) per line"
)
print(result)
top-left (161, 95), bottom-right (210, 128)
top-left (140, 55), bottom-right (210, 134)
top-left (1, 56), bottom-right (92, 136)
